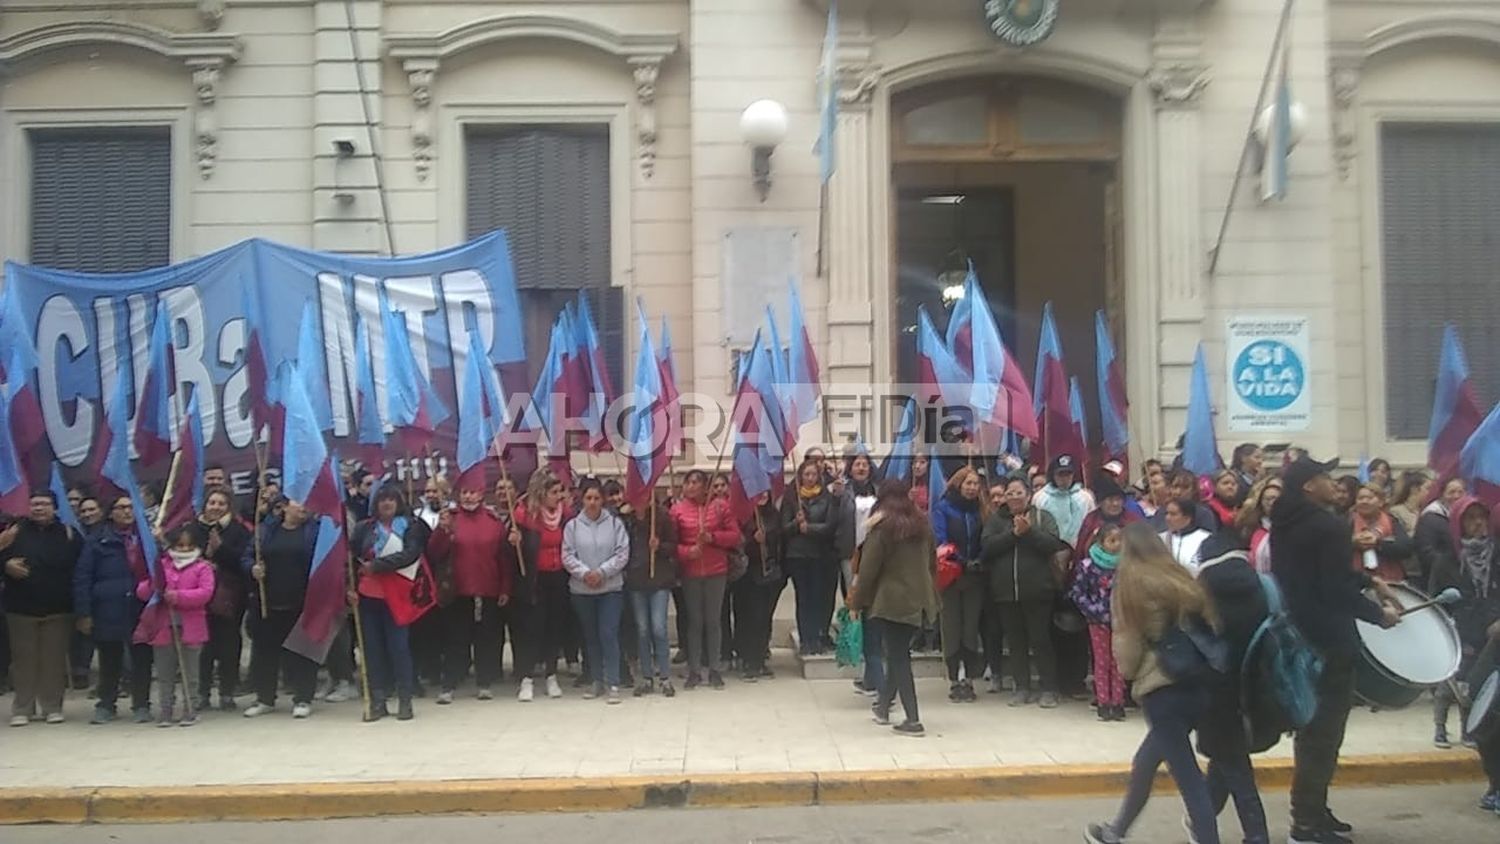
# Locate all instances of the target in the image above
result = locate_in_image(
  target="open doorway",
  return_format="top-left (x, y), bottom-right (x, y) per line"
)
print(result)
top-left (891, 76), bottom-right (1122, 449)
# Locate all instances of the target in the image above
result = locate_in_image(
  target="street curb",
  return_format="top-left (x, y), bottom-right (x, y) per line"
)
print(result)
top-left (0, 753), bottom-right (1479, 825)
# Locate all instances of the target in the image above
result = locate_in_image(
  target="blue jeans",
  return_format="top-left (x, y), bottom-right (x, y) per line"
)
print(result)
top-left (571, 591), bottom-right (624, 689)
top-left (1208, 753), bottom-right (1269, 844)
top-left (631, 589), bottom-right (671, 680)
top-left (359, 597), bottom-right (414, 706)
top-left (1113, 683), bottom-right (1220, 844)
top-left (861, 612), bottom-right (885, 691)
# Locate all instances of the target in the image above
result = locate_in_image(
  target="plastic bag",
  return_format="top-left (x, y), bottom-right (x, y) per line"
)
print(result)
top-left (834, 606), bottom-right (864, 668)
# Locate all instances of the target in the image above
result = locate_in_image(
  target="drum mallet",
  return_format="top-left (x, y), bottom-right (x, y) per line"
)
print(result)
top-left (1399, 587), bottom-right (1462, 616)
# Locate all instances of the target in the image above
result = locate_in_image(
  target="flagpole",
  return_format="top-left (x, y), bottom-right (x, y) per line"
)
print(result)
top-left (154, 450), bottom-right (184, 532)
top-left (404, 451), bottom-right (415, 504)
top-left (754, 506), bottom-right (768, 579)
top-left (816, 183), bottom-right (829, 278)
top-left (345, 539), bottom-right (375, 722)
top-left (1207, 0), bottom-right (1296, 277)
top-left (253, 440), bottom-right (269, 619)
top-left (493, 446), bottom-right (527, 577)
top-left (152, 449), bottom-right (196, 722)
top-left (649, 495), bottom-right (658, 581)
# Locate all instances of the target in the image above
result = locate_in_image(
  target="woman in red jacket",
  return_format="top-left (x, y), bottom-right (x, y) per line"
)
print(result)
top-left (511, 469), bottom-right (572, 702)
top-left (669, 470), bottom-right (742, 689)
top-left (428, 480), bottom-right (514, 704)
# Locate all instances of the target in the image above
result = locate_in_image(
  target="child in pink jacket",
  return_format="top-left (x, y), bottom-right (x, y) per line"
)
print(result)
top-left (133, 526), bottom-right (215, 727)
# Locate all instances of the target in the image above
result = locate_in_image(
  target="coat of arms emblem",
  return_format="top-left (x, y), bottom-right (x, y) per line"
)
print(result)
top-left (983, 0), bottom-right (1060, 47)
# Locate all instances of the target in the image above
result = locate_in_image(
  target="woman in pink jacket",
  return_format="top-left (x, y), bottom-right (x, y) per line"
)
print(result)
top-left (669, 470), bottom-right (743, 689)
top-left (133, 526), bottom-right (216, 727)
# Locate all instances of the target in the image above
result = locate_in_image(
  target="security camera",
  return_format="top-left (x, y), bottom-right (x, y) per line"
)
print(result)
top-left (332, 139), bottom-right (356, 158)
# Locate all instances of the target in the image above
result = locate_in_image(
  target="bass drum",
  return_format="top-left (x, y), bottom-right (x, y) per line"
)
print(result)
top-left (1354, 582), bottom-right (1462, 708)
top-left (1467, 670), bottom-right (1500, 744)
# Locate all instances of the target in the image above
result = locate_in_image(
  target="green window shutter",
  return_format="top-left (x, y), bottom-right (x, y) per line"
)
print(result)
top-left (29, 127), bottom-right (171, 272)
top-left (1379, 123), bottom-right (1500, 440)
top-left (464, 124), bottom-right (618, 389)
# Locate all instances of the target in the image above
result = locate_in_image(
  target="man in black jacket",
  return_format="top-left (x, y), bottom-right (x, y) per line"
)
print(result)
top-left (3, 491), bottom-right (83, 725)
top-left (1271, 456), bottom-right (1401, 844)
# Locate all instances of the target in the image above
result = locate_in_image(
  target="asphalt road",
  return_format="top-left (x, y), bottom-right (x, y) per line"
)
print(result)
top-left (4, 784), bottom-right (1494, 843)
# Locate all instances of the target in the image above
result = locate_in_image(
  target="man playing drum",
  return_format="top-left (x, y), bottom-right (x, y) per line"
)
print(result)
top-left (1271, 455), bottom-right (1402, 844)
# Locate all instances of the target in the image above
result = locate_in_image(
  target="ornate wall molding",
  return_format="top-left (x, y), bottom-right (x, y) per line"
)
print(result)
top-left (1329, 59), bottom-right (1359, 182)
top-left (631, 57), bottom-right (660, 179)
top-left (198, 0), bottom-right (226, 31)
top-left (1327, 14), bottom-right (1500, 184)
top-left (191, 59), bottom-right (225, 179)
top-left (1148, 63), bottom-right (1210, 108)
top-left (387, 14), bottom-right (679, 182)
top-left (0, 21), bottom-right (242, 66)
top-left (0, 22), bottom-right (242, 179)
top-left (401, 58), bottom-right (437, 182)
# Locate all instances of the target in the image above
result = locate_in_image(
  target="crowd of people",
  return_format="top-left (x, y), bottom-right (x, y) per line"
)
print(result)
top-left (2, 441), bottom-right (1498, 842)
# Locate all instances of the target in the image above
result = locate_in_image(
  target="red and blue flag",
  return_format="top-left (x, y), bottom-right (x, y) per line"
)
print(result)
top-left (1095, 310), bottom-right (1129, 465)
top-left (132, 300), bottom-right (175, 467)
top-left (1429, 325), bottom-right (1484, 480)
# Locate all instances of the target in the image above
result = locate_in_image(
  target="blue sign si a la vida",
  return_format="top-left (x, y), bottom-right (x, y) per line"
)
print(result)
top-left (1232, 339), bottom-right (1305, 412)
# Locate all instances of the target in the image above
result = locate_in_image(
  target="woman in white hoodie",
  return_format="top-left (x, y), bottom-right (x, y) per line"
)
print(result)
top-left (1158, 499), bottom-right (1210, 576)
top-left (562, 479), bottom-right (631, 704)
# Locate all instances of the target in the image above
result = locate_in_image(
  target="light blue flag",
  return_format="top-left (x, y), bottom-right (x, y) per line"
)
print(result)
top-left (881, 399), bottom-right (919, 482)
top-left (456, 327), bottom-right (492, 474)
top-left (49, 463), bottom-right (79, 530)
top-left (814, 0), bottom-right (839, 184)
top-left (295, 300), bottom-right (333, 433)
top-left (1261, 15), bottom-right (1293, 202)
top-left (1182, 344), bottom-right (1221, 476)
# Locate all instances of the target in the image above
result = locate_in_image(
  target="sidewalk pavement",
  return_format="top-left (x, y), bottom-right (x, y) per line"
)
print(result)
top-left (0, 654), bottom-right (1474, 791)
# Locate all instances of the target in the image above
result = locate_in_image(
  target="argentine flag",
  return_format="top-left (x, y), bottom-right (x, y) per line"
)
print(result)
top-left (1260, 14), bottom-right (1293, 202)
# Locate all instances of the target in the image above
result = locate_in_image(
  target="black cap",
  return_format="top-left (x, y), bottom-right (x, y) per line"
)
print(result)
top-left (1050, 454), bottom-right (1076, 474)
top-left (1092, 474), bottom-right (1126, 502)
top-left (1282, 454), bottom-right (1340, 492)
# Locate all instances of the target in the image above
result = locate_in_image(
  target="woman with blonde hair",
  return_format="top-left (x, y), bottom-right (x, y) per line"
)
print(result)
top-left (1085, 523), bottom-right (1224, 844)
top-left (511, 469), bottom-right (573, 702)
top-left (1388, 470), bottom-right (1431, 537)
top-left (1235, 477), bottom-right (1283, 574)
top-left (931, 465), bottom-right (989, 702)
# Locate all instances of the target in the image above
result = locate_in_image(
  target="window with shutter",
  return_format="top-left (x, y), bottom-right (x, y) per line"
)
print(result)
top-left (464, 124), bottom-right (620, 392)
top-left (1379, 123), bottom-right (1500, 440)
top-left (29, 126), bottom-right (172, 273)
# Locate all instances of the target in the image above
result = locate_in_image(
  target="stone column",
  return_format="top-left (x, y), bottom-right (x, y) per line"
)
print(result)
top-left (823, 41), bottom-right (879, 438)
top-left (313, 0), bottom-right (386, 254)
top-left (1148, 18), bottom-right (1210, 451)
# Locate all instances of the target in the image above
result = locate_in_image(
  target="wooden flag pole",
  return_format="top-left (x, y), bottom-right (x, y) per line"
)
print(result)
top-left (497, 456), bottom-right (527, 577)
top-left (754, 506), bottom-right (769, 579)
top-left (252, 441), bottom-right (269, 619)
top-left (345, 542), bottom-right (374, 722)
top-left (649, 494), bottom-right (658, 581)
top-left (403, 452), bottom-right (415, 504)
top-left (154, 450), bottom-right (184, 532)
top-left (153, 450), bottom-right (196, 721)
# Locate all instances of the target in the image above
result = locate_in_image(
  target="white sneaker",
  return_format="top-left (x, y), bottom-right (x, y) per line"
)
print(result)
top-left (242, 703), bottom-right (275, 718)
top-left (476, 687), bottom-right (494, 701)
top-left (324, 681), bottom-right (353, 703)
top-left (291, 703), bottom-right (312, 719)
top-left (435, 690), bottom-right (454, 705)
top-left (9, 715), bottom-right (28, 727)
top-left (545, 676), bottom-right (563, 699)
top-left (518, 678), bottom-right (535, 703)
top-left (45, 713), bottom-right (65, 725)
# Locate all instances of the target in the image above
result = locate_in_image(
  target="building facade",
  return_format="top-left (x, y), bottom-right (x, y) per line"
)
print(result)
top-left (1, 0), bottom-right (1497, 469)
